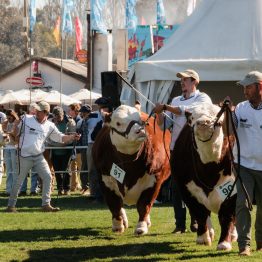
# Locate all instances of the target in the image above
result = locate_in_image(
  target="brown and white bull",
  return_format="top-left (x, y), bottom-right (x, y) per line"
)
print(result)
top-left (92, 105), bottom-right (170, 235)
top-left (172, 103), bottom-right (237, 251)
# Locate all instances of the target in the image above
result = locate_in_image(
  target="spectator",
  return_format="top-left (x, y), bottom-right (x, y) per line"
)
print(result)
top-left (2, 109), bottom-right (19, 195)
top-left (154, 69), bottom-right (212, 233)
top-left (68, 103), bottom-right (82, 192)
top-left (6, 101), bottom-right (80, 212)
top-left (0, 110), bottom-right (6, 186)
top-left (49, 106), bottom-right (76, 195)
top-left (233, 71), bottom-right (262, 256)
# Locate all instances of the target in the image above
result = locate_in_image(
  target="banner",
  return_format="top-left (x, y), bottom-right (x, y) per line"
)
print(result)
top-left (91, 0), bottom-right (108, 34)
top-left (62, 0), bottom-right (74, 35)
top-left (53, 16), bottom-right (61, 46)
top-left (126, 0), bottom-right (137, 33)
top-left (29, 0), bottom-right (36, 33)
top-left (75, 17), bottom-right (83, 53)
top-left (156, 0), bottom-right (166, 26)
top-left (153, 25), bottom-right (180, 52)
top-left (128, 26), bottom-right (153, 67)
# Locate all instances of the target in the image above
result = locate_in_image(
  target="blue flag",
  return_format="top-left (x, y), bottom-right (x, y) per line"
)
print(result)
top-left (156, 0), bottom-right (166, 25)
top-left (29, 0), bottom-right (36, 33)
top-left (126, 0), bottom-right (137, 33)
top-left (62, 0), bottom-right (74, 35)
top-left (91, 0), bottom-right (108, 34)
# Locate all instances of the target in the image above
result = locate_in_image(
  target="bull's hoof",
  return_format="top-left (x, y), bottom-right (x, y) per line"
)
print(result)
top-left (217, 241), bottom-right (232, 251)
top-left (120, 208), bottom-right (129, 229)
top-left (231, 227), bottom-right (238, 242)
top-left (112, 218), bottom-right (125, 233)
top-left (196, 231), bottom-right (212, 246)
top-left (209, 228), bottom-right (215, 241)
top-left (146, 215), bottom-right (151, 227)
top-left (135, 221), bottom-right (148, 235)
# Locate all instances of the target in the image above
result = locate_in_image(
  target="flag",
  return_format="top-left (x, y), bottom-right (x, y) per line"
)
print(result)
top-left (187, 0), bottom-right (197, 16)
top-left (29, 0), bottom-right (36, 33)
top-left (126, 0), bottom-right (137, 33)
top-left (53, 16), bottom-right (61, 46)
top-left (62, 0), bottom-right (74, 35)
top-left (156, 0), bottom-right (166, 25)
top-left (75, 17), bottom-right (83, 53)
top-left (91, 0), bottom-right (108, 34)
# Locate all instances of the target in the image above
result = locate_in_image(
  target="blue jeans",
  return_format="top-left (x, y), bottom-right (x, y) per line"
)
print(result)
top-left (4, 148), bottom-right (18, 194)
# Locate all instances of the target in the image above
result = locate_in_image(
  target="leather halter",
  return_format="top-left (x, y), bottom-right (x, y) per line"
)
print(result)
top-left (111, 120), bottom-right (145, 139)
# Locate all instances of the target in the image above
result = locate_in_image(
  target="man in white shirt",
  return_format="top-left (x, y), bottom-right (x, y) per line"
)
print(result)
top-left (154, 69), bottom-right (212, 233)
top-left (6, 101), bottom-right (80, 212)
top-left (233, 71), bottom-right (262, 256)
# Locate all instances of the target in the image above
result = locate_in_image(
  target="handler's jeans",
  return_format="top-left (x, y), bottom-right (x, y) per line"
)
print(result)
top-left (235, 165), bottom-right (262, 249)
top-left (8, 154), bottom-right (52, 207)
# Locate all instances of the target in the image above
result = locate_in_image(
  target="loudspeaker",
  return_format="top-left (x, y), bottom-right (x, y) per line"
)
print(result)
top-left (101, 71), bottom-right (122, 109)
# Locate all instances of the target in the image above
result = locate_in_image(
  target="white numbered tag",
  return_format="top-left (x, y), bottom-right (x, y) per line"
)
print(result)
top-left (110, 163), bottom-right (126, 184)
top-left (215, 180), bottom-right (237, 202)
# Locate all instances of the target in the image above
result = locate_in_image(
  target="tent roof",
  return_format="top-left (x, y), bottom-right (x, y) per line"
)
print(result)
top-left (135, 0), bottom-right (262, 82)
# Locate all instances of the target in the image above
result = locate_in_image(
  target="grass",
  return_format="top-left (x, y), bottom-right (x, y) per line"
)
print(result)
top-left (0, 177), bottom-right (261, 262)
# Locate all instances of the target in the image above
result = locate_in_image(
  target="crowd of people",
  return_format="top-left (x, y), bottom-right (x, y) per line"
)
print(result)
top-left (0, 68), bottom-right (261, 256)
top-left (0, 96), bottom-right (113, 212)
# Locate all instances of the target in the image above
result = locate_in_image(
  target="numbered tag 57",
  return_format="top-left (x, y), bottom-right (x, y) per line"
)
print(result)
top-left (110, 163), bottom-right (126, 184)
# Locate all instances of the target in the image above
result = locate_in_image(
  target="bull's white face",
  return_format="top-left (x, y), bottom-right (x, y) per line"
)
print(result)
top-left (187, 104), bottom-right (224, 163)
top-left (110, 105), bottom-right (147, 154)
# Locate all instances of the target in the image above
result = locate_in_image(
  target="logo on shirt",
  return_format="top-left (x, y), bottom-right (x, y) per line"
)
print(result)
top-left (240, 118), bottom-right (252, 128)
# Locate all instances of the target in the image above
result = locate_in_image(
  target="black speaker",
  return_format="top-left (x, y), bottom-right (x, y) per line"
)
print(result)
top-left (101, 71), bottom-right (122, 109)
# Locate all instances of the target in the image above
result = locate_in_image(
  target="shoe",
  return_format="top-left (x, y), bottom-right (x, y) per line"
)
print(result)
top-left (30, 192), bottom-right (38, 196)
top-left (64, 190), bottom-right (71, 196)
top-left (42, 204), bottom-right (60, 212)
top-left (172, 227), bottom-right (187, 234)
top-left (58, 190), bottom-right (64, 196)
top-left (190, 222), bottom-right (198, 232)
top-left (5, 206), bottom-right (17, 213)
top-left (257, 242), bottom-right (262, 251)
top-left (239, 247), bottom-right (251, 256)
top-left (18, 191), bottom-right (27, 196)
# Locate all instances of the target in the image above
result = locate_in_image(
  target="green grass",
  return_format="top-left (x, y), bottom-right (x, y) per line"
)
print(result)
top-left (0, 177), bottom-right (261, 262)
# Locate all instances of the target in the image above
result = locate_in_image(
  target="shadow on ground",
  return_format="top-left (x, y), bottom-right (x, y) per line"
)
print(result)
top-left (23, 242), bottom-right (181, 262)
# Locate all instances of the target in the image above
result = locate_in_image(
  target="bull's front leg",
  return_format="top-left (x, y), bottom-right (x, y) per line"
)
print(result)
top-left (103, 185), bottom-right (128, 233)
top-left (216, 196), bottom-right (237, 251)
top-left (135, 187), bottom-right (156, 235)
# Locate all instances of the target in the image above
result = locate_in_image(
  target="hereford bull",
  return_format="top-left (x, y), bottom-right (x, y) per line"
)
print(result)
top-left (172, 103), bottom-right (237, 251)
top-left (92, 105), bottom-right (171, 235)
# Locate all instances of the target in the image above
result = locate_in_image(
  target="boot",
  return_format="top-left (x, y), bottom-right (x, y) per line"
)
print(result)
top-left (42, 204), bottom-right (60, 212)
top-left (5, 206), bottom-right (17, 213)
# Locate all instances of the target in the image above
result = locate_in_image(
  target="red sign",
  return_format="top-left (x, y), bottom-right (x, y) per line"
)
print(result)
top-left (26, 77), bottom-right (44, 86)
top-left (76, 49), bottom-right (88, 63)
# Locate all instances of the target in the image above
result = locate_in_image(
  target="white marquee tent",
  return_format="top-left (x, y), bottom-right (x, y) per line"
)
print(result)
top-left (121, 0), bottom-right (262, 112)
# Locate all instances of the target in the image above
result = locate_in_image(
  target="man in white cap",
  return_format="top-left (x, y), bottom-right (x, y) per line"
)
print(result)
top-left (154, 69), bottom-right (212, 233)
top-left (6, 101), bottom-right (81, 212)
top-left (233, 71), bottom-right (262, 256)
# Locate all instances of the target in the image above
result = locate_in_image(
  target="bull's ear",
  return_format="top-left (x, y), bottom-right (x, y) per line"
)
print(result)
top-left (185, 110), bottom-right (193, 125)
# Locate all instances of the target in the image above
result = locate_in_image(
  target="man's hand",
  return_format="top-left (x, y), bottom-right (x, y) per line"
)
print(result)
top-left (154, 103), bottom-right (165, 114)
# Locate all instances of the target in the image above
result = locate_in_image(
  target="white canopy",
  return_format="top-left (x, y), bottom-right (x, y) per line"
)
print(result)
top-left (42, 90), bottom-right (81, 106)
top-left (69, 88), bottom-right (101, 104)
top-left (136, 0), bottom-right (262, 82)
top-left (121, 0), bottom-right (262, 113)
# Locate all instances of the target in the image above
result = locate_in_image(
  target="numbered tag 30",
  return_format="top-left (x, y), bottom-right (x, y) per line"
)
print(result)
top-left (215, 180), bottom-right (237, 202)
top-left (110, 163), bottom-right (126, 184)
